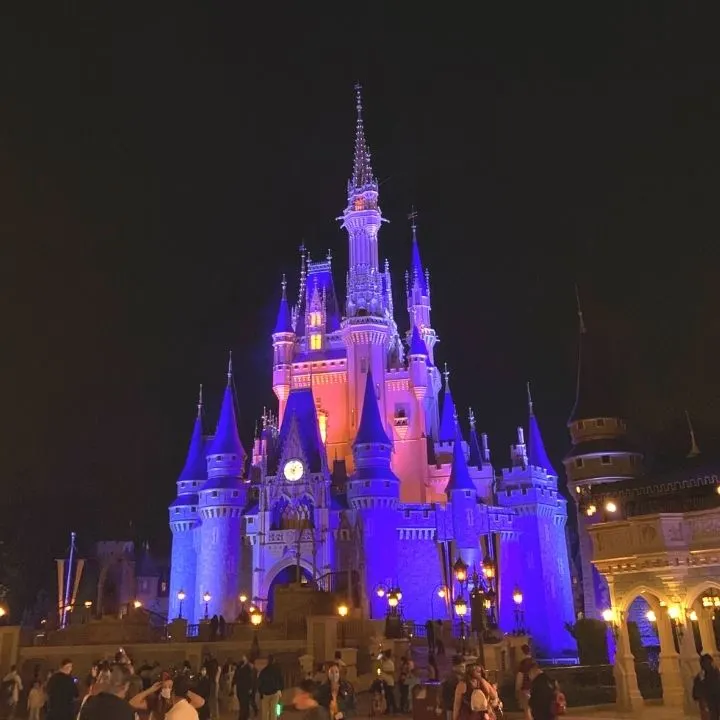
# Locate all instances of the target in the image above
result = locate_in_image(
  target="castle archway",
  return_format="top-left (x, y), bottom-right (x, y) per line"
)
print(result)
top-left (264, 561), bottom-right (314, 619)
top-left (685, 581), bottom-right (720, 658)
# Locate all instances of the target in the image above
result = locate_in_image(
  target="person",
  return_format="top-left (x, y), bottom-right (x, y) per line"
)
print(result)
top-left (203, 653), bottom-right (220, 719)
top-left (45, 658), bottom-right (78, 720)
top-left (27, 679), bottom-right (46, 720)
top-left (293, 679), bottom-right (329, 720)
top-left (78, 664), bottom-right (136, 720)
top-left (315, 662), bottom-right (354, 720)
top-left (129, 672), bottom-right (205, 719)
top-left (257, 655), bottom-right (283, 720)
top-left (1, 664), bottom-right (22, 719)
top-left (427, 653), bottom-right (439, 682)
top-left (453, 664), bottom-right (498, 720)
top-left (194, 667), bottom-right (213, 720)
top-left (441, 658), bottom-right (463, 720)
top-left (425, 620), bottom-right (436, 655)
top-left (398, 657), bottom-right (411, 713)
top-left (694, 653), bottom-right (720, 720)
top-left (527, 664), bottom-right (556, 720)
top-left (232, 656), bottom-right (255, 720)
top-left (166, 676), bottom-right (200, 719)
top-left (514, 645), bottom-right (533, 720)
top-left (380, 650), bottom-right (396, 714)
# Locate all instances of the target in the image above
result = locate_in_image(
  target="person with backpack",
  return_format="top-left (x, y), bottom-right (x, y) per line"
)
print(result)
top-left (527, 664), bottom-right (565, 720)
top-left (257, 656), bottom-right (283, 720)
top-left (1, 665), bottom-right (22, 719)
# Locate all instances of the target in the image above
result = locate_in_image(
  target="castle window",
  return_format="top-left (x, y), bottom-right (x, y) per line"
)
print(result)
top-left (211, 491), bottom-right (219, 498)
top-left (248, 517), bottom-right (254, 524)
top-left (384, 481), bottom-right (390, 488)
top-left (310, 311), bottom-right (322, 328)
top-left (340, 529), bottom-right (350, 541)
top-left (575, 458), bottom-right (584, 468)
top-left (404, 510), bottom-right (411, 518)
top-left (175, 508), bottom-right (180, 514)
top-left (423, 510), bottom-right (429, 519)
top-left (310, 333), bottom-right (322, 350)
top-left (577, 421), bottom-right (585, 430)
top-left (364, 481), bottom-right (370, 488)
top-left (465, 491), bottom-right (472, 498)
top-left (232, 491), bottom-right (239, 498)
top-left (601, 455), bottom-right (612, 465)
top-left (360, 358), bottom-right (368, 373)
top-left (354, 197), bottom-right (365, 211)
top-left (191, 506), bottom-right (196, 512)
top-left (596, 419), bottom-right (605, 427)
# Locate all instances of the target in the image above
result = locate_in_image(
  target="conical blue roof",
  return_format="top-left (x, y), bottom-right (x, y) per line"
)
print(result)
top-left (410, 227), bottom-right (428, 295)
top-left (528, 411), bottom-right (556, 475)
top-left (409, 324), bottom-right (428, 356)
top-left (178, 413), bottom-right (207, 481)
top-left (273, 279), bottom-right (293, 334)
top-left (438, 371), bottom-right (457, 443)
top-left (208, 377), bottom-right (245, 459)
top-left (354, 369), bottom-right (391, 446)
top-left (445, 422), bottom-right (475, 495)
top-left (468, 426), bottom-right (483, 468)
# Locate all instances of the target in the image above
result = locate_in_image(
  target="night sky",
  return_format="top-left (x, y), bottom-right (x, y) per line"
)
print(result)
top-left (2, 5), bottom-right (719, 607)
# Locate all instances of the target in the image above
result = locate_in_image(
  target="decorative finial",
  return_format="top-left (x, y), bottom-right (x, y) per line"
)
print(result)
top-left (281, 274), bottom-right (287, 296)
top-left (299, 241), bottom-right (306, 257)
top-left (355, 81), bottom-right (363, 115)
top-left (227, 351), bottom-right (233, 384)
top-left (575, 284), bottom-right (586, 334)
top-left (527, 381), bottom-right (534, 415)
top-left (453, 406), bottom-right (459, 426)
top-left (469, 408), bottom-right (476, 429)
top-left (197, 383), bottom-right (204, 417)
top-left (685, 409), bottom-right (701, 458)
top-left (443, 363), bottom-right (450, 387)
top-left (326, 248), bottom-right (332, 262)
top-left (408, 206), bottom-right (418, 232)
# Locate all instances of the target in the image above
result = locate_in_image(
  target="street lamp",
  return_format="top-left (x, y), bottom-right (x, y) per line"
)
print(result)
top-left (177, 590), bottom-right (186, 619)
top-left (512, 587), bottom-right (525, 633)
top-left (202, 591), bottom-right (211, 620)
top-left (84, 601), bottom-right (92, 609)
top-left (338, 603), bottom-right (349, 647)
top-left (602, 608), bottom-right (620, 639)
top-left (481, 556), bottom-right (496, 582)
top-left (133, 600), bottom-right (142, 609)
top-left (453, 558), bottom-right (468, 584)
top-left (454, 596), bottom-right (468, 655)
top-left (249, 607), bottom-right (262, 661)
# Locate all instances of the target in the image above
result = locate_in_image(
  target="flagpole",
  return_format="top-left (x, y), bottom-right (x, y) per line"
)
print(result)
top-left (61, 532), bottom-right (76, 629)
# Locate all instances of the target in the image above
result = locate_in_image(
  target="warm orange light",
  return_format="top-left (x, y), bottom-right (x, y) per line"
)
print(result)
top-left (250, 609), bottom-right (262, 627)
top-left (337, 604), bottom-right (349, 618)
top-left (310, 334), bottom-right (322, 351)
top-left (239, 594), bottom-right (248, 603)
top-left (133, 600), bottom-right (142, 609)
top-left (318, 411), bottom-right (328, 445)
top-left (437, 587), bottom-right (447, 599)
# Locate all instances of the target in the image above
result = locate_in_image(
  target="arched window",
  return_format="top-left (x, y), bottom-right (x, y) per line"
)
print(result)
top-left (298, 496), bottom-right (315, 529)
top-left (271, 496), bottom-right (290, 531)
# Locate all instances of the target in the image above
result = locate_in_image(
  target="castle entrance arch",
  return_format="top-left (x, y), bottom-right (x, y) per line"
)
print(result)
top-left (266, 563), bottom-right (313, 619)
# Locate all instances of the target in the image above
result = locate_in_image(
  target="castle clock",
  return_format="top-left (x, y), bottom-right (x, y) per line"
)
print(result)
top-left (283, 459), bottom-right (304, 482)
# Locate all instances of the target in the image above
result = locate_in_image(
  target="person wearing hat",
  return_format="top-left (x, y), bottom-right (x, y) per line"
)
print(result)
top-left (129, 672), bottom-right (205, 719)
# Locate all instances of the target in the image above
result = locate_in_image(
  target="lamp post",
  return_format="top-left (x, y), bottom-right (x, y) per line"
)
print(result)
top-left (602, 608), bottom-right (620, 640)
top-left (203, 591), bottom-right (211, 620)
top-left (512, 587), bottom-right (525, 633)
top-left (338, 602), bottom-right (349, 647)
top-left (250, 607), bottom-right (262, 660)
top-left (133, 600), bottom-right (142, 610)
top-left (177, 590), bottom-right (186, 620)
top-left (431, 584), bottom-right (448, 620)
top-left (385, 587), bottom-right (403, 639)
top-left (454, 595), bottom-right (468, 655)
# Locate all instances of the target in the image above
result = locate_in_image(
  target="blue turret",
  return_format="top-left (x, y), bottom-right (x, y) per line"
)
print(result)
top-left (196, 355), bottom-right (247, 622)
top-left (467, 408), bottom-right (483, 468)
top-left (349, 369), bottom-right (399, 618)
top-left (438, 364), bottom-right (457, 443)
top-left (169, 385), bottom-right (204, 620)
top-left (446, 417), bottom-right (482, 577)
top-left (527, 383), bottom-right (556, 474)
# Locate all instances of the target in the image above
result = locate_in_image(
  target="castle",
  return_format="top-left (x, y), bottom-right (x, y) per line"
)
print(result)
top-left (168, 87), bottom-right (576, 658)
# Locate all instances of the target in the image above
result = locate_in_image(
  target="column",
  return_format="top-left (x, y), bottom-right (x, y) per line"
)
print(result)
top-left (696, 609), bottom-right (720, 664)
top-left (656, 614), bottom-right (684, 707)
top-left (677, 618), bottom-right (700, 714)
top-left (613, 621), bottom-right (643, 712)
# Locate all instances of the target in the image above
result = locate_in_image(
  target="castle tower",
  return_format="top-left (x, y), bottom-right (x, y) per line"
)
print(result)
top-left (340, 85), bottom-right (392, 434)
top-left (169, 385), bottom-right (205, 620)
top-left (497, 388), bottom-right (576, 658)
top-left (562, 300), bottom-right (642, 619)
top-left (467, 409), bottom-right (484, 469)
top-left (446, 417), bottom-right (482, 576)
top-left (347, 369), bottom-right (399, 619)
top-left (435, 363), bottom-right (459, 464)
top-left (408, 324), bottom-right (429, 435)
top-left (196, 355), bottom-right (247, 622)
top-left (272, 276), bottom-right (295, 422)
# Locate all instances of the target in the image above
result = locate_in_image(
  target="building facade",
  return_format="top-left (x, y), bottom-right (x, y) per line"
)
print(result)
top-left (167, 87), bottom-right (576, 658)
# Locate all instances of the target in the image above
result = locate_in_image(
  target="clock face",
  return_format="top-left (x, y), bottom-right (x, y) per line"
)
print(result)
top-left (283, 459), bottom-right (304, 482)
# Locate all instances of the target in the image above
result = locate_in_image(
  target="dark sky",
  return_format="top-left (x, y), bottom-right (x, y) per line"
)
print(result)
top-left (2, 5), bottom-right (719, 602)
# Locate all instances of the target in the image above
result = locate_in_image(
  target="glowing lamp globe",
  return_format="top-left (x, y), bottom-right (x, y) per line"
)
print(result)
top-left (482, 556), bottom-right (496, 580)
top-left (437, 587), bottom-right (447, 599)
top-left (646, 610), bottom-right (657, 622)
top-left (512, 588), bottom-right (523, 606)
top-left (605, 501), bottom-right (617, 513)
top-left (84, 601), bottom-right (93, 609)
top-left (668, 605), bottom-right (681, 620)
top-left (0, 608), bottom-right (6, 618)
top-left (239, 594), bottom-right (248, 603)
top-left (454, 597), bottom-right (468, 617)
top-left (387, 593), bottom-right (399, 608)
top-left (250, 609), bottom-right (262, 627)
top-left (203, 591), bottom-right (211, 603)
top-left (453, 558), bottom-right (468, 583)
top-left (602, 609), bottom-right (614, 623)
top-left (337, 604), bottom-right (349, 618)
top-left (376, 587), bottom-right (386, 598)
top-left (689, 610), bottom-right (698, 622)
top-left (133, 600), bottom-right (142, 609)
top-left (395, 589), bottom-right (403, 602)
top-left (177, 590), bottom-right (186, 601)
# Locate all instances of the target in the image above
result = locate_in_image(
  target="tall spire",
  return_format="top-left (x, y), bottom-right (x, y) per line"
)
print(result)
top-left (350, 82), bottom-right (376, 193)
top-left (685, 409), bottom-right (701, 458)
top-left (467, 408), bottom-right (483, 468)
top-left (354, 368), bottom-right (391, 446)
top-left (438, 363), bottom-right (457, 442)
top-left (273, 274), bottom-right (294, 334)
top-left (527, 382), bottom-right (556, 475)
top-left (207, 353), bottom-right (245, 459)
top-left (445, 416), bottom-right (475, 495)
top-left (178, 384), bottom-right (207, 482)
top-left (408, 207), bottom-right (428, 295)
top-left (409, 323), bottom-right (428, 357)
